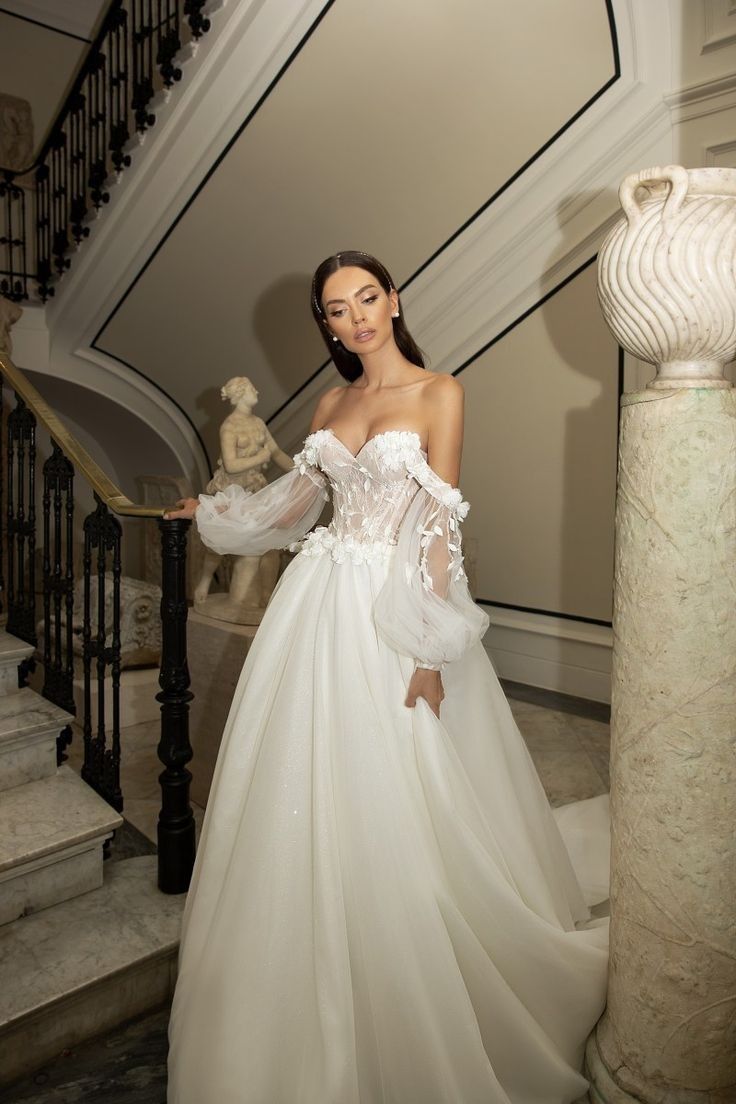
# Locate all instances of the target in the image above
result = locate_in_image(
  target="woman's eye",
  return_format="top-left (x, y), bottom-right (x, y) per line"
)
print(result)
top-left (329, 309), bottom-right (345, 317)
top-left (362, 295), bottom-right (378, 304)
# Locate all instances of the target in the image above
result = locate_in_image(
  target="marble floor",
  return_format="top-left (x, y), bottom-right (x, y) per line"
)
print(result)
top-left (2, 679), bottom-right (610, 1104)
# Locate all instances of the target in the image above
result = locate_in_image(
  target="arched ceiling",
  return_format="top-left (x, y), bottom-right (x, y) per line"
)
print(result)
top-left (96, 0), bottom-right (616, 464)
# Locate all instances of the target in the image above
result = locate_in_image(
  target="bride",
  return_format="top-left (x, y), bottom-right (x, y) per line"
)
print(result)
top-left (165, 250), bottom-right (609, 1104)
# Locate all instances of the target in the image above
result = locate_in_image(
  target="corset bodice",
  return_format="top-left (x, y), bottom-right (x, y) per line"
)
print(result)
top-left (290, 428), bottom-right (467, 564)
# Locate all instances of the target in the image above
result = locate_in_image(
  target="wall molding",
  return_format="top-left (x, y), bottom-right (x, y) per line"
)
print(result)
top-left (483, 608), bottom-right (613, 704)
top-left (706, 136), bottom-right (736, 164)
top-left (702, 0), bottom-right (736, 53)
top-left (666, 71), bottom-right (736, 121)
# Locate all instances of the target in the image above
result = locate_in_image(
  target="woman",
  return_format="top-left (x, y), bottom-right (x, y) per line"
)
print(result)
top-left (166, 250), bottom-right (609, 1103)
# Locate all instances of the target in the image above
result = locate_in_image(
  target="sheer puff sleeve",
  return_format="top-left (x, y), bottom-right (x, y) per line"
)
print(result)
top-left (373, 457), bottom-right (490, 671)
top-left (195, 446), bottom-right (329, 558)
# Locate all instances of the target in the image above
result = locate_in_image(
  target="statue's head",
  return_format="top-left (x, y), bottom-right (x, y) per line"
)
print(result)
top-left (221, 377), bottom-right (258, 406)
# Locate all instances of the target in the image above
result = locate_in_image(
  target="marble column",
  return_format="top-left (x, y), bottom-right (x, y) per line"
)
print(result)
top-left (587, 166), bottom-right (736, 1102)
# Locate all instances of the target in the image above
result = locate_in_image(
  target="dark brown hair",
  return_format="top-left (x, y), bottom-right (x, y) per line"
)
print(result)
top-left (311, 250), bottom-right (425, 382)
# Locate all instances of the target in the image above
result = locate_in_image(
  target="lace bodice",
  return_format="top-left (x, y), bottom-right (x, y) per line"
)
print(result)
top-left (195, 426), bottom-right (489, 668)
top-left (290, 428), bottom-right (469, 562)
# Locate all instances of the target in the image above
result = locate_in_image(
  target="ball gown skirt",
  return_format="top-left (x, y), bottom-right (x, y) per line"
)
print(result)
top-left (166, 429), bottom-right (609, 1104)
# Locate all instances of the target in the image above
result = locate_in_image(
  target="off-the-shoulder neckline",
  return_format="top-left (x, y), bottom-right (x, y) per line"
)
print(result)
top-left (309, 426), bottom-right (427, 460)
top-left (300, 427), bottom-right (468, 514)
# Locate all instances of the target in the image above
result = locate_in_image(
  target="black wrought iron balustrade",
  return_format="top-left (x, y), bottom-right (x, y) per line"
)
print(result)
top-left (0, 354), bottom-right (196, 893)
top-left (0, 0), bottom-right (213, 304)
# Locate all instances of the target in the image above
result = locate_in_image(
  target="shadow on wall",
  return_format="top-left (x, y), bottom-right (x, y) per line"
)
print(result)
top-left (540, 189), bottom-right (621, 625)
top-left (20, 370), bottom-right (184, 577)
top-left (252, 271), bottom-right (320, 394)
top-left (192, 271), bottom-right (319, 467)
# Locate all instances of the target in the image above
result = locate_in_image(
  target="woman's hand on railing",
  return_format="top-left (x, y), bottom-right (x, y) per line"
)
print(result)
top-left (164, 497), bottom-right (200, 520)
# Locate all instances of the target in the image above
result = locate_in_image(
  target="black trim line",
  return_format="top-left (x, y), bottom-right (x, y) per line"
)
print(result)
top-left (0, 7), bottom-right (91, 42)
top-left (403, 5), bottom-right (620, 290)
top-left (92, 347), bottom-right (212, 473)
top-left (477, 598), bottom-right (612, 630)
top-left (459, 252), bottom-right (618, 629)
top-left (452, 254), bottom-right (598, 378)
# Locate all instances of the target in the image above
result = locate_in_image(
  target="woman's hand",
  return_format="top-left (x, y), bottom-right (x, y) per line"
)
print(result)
top-left (405, 666), bottom-right (444, 719)
top-left (164, 497), bottom-right (199, 520)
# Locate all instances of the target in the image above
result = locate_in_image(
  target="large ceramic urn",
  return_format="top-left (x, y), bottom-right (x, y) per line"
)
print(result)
top-left (597, 165), bottom-right (736, 388)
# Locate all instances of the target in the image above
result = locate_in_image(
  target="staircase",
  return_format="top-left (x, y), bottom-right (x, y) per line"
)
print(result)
top-left (0, 626), bottom-right (185, 1087)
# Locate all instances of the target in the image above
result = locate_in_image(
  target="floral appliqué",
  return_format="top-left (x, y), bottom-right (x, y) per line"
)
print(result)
top-left (292, 429), bottom-right (332, 473)
top-left (371, 430), bottom-right (424, 472)
top-left (290, 526), bottom-right (395, 565)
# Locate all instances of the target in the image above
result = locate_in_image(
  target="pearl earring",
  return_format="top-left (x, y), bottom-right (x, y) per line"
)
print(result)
top-left (392, 312), bottom-right (399, 318)
top-left (331, 335), bottom-right (338, 342)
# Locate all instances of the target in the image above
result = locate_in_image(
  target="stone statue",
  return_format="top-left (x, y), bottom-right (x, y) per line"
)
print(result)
top-left (0, 93), bottom-right (33, 173)
top-left (38, 575), bottom-right (162, 668)
top-left (0, 298), bottom-right (22, 358)
top-left (194, 376), bottom-right (296, 624)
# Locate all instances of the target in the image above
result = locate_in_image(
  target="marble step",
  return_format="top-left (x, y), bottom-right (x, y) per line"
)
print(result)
top-left (0, 629), bottom-right (34, 695)
top-left (0, 766), bottom-right (122, 926)
top-left (0, 687), bottom-right (74, 791)
top-left (0, 855), bottom-right (184, 1087)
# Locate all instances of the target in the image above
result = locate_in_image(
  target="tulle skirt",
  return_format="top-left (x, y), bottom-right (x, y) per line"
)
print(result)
top-left (167, 547), bottom-right (609, 1104)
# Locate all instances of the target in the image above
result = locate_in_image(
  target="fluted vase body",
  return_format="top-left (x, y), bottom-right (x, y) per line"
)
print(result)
top-left (598, 165), bottom-right (736, 388)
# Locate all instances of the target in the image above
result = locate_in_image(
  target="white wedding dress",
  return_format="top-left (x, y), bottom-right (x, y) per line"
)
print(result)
top-left (167, 428), bottom-right (609, 1104)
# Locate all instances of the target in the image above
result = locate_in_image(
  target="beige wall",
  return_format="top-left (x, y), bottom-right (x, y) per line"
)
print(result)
top-left (0, 13), bottom-right (86, 160)
top-left (461, 262), bottom-right (618, 623)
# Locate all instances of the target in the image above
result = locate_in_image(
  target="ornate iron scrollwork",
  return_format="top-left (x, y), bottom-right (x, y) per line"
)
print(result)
top-left (42, 443), bottom-right (76, 761)
top-left (1, 0), bottom-right (213, 303)
top-left (81, 495), bottom-right (123, 814)
top-left (156, 516), bottom-right (195, 893)
top-left (6, 394), bottom-right (37, 646)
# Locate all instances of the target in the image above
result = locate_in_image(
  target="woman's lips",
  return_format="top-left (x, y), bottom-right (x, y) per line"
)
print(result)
top-left (355, 329), bottom-right (375, 342)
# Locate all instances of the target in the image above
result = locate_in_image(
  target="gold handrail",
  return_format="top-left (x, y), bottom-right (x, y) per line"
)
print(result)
top-left (0, 354), bottom-right (165, 518)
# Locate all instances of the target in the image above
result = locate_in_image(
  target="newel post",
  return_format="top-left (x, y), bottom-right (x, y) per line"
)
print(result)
top-left (156, 516), bottom-right (195, 894)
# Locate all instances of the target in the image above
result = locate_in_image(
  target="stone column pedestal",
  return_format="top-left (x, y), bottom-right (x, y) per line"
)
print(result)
top-left (585, 386), bottom-right (736, 1102)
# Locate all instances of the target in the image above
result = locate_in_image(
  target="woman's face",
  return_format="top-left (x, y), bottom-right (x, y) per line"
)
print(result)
top-left (321, 266), bottom-right (398, 355)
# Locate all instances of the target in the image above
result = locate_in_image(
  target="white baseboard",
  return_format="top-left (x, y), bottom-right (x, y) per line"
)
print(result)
top-left (482, 607), bottom-right (612, 704)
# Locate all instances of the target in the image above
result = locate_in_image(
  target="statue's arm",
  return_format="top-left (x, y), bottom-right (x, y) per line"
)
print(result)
top-left (261, 427), bottom-right (295, 473)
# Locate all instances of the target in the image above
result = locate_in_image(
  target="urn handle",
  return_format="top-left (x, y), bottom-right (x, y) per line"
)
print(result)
top-left (619, 164), bottom-right (689, 230)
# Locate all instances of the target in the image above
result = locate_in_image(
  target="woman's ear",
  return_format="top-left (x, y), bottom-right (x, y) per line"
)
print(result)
top-left (390, 288), bottom-right (399, 317)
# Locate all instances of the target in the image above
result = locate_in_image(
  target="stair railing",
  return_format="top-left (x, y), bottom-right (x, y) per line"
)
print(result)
top-left (0, 352), bottom-right (195, 894)
top-left (0, 0), bottom-right (213, 304)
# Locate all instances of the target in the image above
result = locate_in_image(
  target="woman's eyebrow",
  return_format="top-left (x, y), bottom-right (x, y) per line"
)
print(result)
top-left (325, 284), bottom-right (378, 306)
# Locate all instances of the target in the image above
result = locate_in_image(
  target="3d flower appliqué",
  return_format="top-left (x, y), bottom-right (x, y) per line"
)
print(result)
top-left (292, 429), bottom-right (332, 473)
top-left (372, 431), bottom-right (424, 472)
top-left (290, 526), bottom-right (395, 565)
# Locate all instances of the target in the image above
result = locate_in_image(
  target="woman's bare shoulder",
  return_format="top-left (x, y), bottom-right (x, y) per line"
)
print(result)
top-left (422, 371), bottom-right (464, 402)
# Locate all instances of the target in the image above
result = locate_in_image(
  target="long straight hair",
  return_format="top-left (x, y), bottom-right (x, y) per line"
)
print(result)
top-left (311, 250), bottom-right (425, 383)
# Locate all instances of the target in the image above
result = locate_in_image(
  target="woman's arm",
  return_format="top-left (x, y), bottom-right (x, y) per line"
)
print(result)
top-left (405, 375), bottom-right (466, 717)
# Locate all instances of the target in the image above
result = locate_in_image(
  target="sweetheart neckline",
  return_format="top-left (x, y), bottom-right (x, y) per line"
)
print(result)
top-left (317, 427), bottom-right (427, 460)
